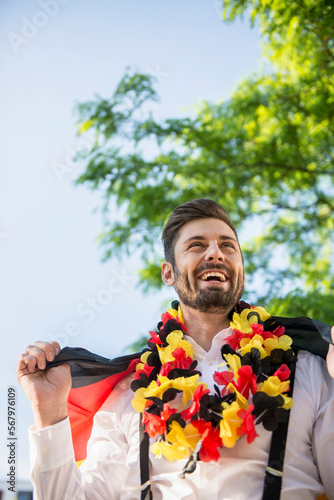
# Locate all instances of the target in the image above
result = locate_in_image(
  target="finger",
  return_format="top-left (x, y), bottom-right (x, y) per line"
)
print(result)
top-left (18, 353), bottom-right (41, 374)
top-left (34, 340), bottom-right (61, 355)
top-left (24, 345), bottom-right (49, 370)
top-left (34, 341), bottom-right (61, 362)
top-left (331, 326), bottom-right (334, 344)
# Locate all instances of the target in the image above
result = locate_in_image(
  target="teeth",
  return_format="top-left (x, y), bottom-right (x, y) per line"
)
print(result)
top-left (199, 272), bottom-right (227, 282)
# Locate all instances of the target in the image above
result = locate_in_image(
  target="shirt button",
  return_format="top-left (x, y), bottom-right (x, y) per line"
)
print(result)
top-left (207, 360), bottom-right (213, 366)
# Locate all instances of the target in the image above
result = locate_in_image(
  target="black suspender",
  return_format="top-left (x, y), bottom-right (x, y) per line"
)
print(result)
top-left (262, 356), bottom-right (297, 500)
top-left (139, 416), bottom-right (152, 500)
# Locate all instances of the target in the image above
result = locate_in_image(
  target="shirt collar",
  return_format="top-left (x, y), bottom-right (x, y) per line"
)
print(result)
top-left (184, 326), bottom-right (234, 361)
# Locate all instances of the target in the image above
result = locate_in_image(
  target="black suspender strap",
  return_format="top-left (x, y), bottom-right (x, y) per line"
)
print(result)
top-left (261, 357), bottom-right (298, 500)
top-left (139, 414), bottom-right (152, 500)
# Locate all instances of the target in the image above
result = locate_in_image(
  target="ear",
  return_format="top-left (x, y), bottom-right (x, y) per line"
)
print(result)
top-left (161, 261), bottom-right (175, 286)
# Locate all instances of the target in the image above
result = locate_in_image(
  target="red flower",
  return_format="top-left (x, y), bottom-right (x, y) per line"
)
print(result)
top-left (134, 363), bottom-right (154, 380)
top-left (159, 362), bottom-right (174, 377)
top-left (237, 405), bottom-right (258, 444)
top-left (251, 324), bottom-right (274, 341)
top-left (148, 330), bottom-right (163, 345)
top-left (181, 385), bottom-right (210, 420)
top-left (213, 370), bottom-right (234, 386)
top-left (226, 323), bottom-right (276, 351)
top-left (172, 347), bottom-right (193, 370)
top-left (250, 323), bottom-right (264, 335)
top-left (161, 312), bottom-right (186, 330)
top-left (273, 364), bottom-right (291, 382)
top-left (234, 366), bottom-right (257, 399)
top-left (261, 331), bottom-right (274, 340)
top-left (273, 325), bottom-right (285, 337)
top-left (192, 420), bottom-right (222, 462)
top-left (161, 403), bottom-right (176, 421)
top-left (226, 326), bottom-right (264, 351)
top-left (142, 403), bottom-right (176, 438)
top-left (142, 412), bottom-right (166, 437)
top-left (225, 329), bottom-right (245, 350)
top-left (161, 312), bottom-right (174, 325)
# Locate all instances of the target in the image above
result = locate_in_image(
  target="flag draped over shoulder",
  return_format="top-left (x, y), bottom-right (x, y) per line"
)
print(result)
top-left (47, 348), bottom-right (141, 462)
top-left (46, 314), bottom-right (332, 463)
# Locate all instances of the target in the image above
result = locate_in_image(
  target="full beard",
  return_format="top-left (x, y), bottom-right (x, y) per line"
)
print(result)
top-left (173, 264), bottom-right (244, 314)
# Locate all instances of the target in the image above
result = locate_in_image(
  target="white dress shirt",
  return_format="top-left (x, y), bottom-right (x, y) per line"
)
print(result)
top-left (29, 328), bottom-right (334, 500)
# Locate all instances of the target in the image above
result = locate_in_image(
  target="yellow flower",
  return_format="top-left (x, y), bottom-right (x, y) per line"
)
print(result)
top-left (263, 335), bottom-right (292, 356)
top-left (165, 331), bottom-right (193, 356)
top-left (239, 334), bottom-right (267, 358)
top-left (220, 401), bottom-right (243, 448)
top-left (151, 420), bottom-right (201, 462)
top-left (257, 376), bottom-right (293, 410)
top-left (226, 383), bottom-right (249, 409)
top-left (135, 350), bottom-right (151, 373)
top-left (132, 376), bottom-right (174, 413)
top-left (157, 331), bottom-right (194, 363)
top-left (167, 421), bottom-right (201, 451)
top-left (230, 307), bottom-right (271, 333)
top-left (257, 376), bottom-right (290, 398)
top-left (146, 376), bottom-right (173, 399)
top-left (183, 424), bottom-right (201, 450)
top-left (151, 440), bottom-right (189, 461)
top-left (166, 305), bottom-right (184, 325)
top-left (131, 387), bottom-right (148, 413)
top-left (281, 395), bottom-right (293, 410)
top-left (223, 353), bottom-right (241, 379)
top-left (172, 375), bottom-right (205, 406)
top-left (140, 350), bottom-right (151, 364)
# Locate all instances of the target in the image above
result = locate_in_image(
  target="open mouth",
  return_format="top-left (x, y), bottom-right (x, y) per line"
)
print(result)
top-left (198, 271), bottom-right (228, 283)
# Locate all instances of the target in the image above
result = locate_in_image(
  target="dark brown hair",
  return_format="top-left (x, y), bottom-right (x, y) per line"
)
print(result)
top-left (162, 199), bottom-right (240, 265)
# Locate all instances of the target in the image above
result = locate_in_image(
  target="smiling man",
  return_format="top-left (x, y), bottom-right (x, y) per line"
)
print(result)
top-left (18, 199), bottom-right (334, 500)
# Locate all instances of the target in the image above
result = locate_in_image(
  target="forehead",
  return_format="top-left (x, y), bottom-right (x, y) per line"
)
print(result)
top-left (175, 218), bottom-right (237, 247)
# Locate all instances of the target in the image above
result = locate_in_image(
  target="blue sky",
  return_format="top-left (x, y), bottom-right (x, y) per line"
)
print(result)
top-left (0, 0), bottom-right (261, 481)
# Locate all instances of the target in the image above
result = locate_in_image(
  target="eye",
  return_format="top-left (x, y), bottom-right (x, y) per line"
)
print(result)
top-left (221, 242), bottom-right (235, 249)
top-left (189, 242), bottom-right (204, 248)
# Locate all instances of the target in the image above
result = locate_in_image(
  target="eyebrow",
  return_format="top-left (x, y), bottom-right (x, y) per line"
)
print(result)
top-left (183, 235), bottom-right (237, 246)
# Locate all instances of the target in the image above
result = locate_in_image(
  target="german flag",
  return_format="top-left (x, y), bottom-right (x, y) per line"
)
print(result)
top-left (47, 348), bottom-right (141, 462)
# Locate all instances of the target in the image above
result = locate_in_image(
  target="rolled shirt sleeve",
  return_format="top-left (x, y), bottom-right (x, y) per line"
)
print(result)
top-left (29, 378), bottom-right (138, 500)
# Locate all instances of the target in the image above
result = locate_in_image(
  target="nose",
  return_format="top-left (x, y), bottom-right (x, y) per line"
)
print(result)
top-left (204, 242), bottom-right (225, 263)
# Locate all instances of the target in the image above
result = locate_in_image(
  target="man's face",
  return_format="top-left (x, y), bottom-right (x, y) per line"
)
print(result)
top-left (163, 218), bottom-right (244, 314)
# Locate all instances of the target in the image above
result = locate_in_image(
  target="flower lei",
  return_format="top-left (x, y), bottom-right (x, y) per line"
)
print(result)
top-left (131, 300), bottom-right (296, 475)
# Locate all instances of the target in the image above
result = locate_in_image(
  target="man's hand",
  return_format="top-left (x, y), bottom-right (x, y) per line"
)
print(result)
top-left (17, 341), bottom-right (72, 429)
top-left (326, 327), bottom-right (334, 378)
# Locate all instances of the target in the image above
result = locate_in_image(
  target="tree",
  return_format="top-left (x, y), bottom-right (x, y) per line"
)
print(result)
top-left (74, 0), bottom-right (334, 322)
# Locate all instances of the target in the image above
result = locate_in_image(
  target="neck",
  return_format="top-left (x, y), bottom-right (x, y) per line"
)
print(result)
top-left (180, 302), bottom-right (231, 352)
